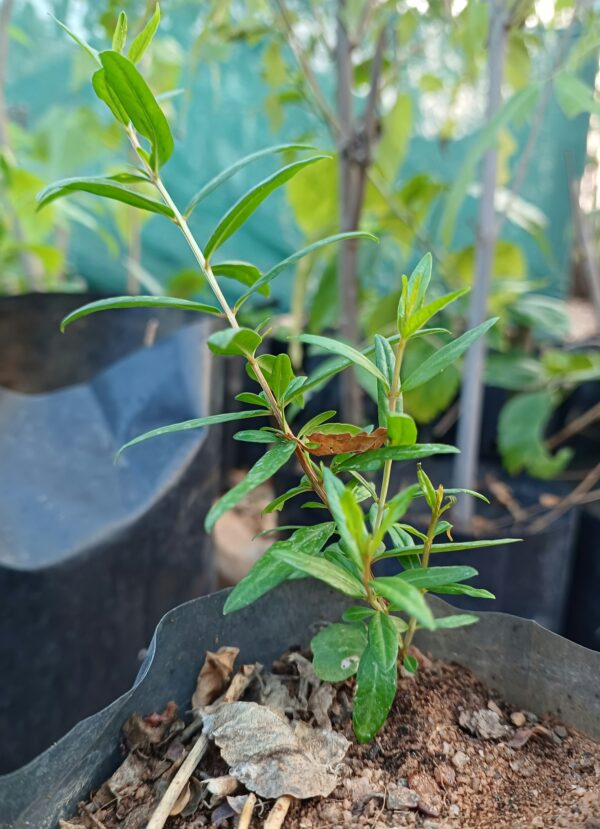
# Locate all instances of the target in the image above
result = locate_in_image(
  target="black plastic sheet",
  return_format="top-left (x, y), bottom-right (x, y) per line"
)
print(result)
top-left (0, 296), bottom-right (218, 772)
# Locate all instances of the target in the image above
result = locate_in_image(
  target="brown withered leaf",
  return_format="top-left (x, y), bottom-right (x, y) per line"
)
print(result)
top-left (192, 646), bottom-right (239, 708)
top-left (508, 725), bottom-right (554, 749)
top-left (305, 427), bottom-right (388, 456)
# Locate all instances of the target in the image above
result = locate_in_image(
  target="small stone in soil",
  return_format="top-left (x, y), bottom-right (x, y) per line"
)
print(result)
top-left (452, 751), bottom-right (469, 770)
top-left (387, 785), bottom-right (419, 811)
top-left (510, 711), bottom-right (527, 728)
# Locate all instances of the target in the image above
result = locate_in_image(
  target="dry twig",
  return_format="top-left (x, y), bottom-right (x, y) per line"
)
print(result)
top-left (264, 795), bottom-right (294, 829)
top-left (238, 792), bottom-right (257, 829)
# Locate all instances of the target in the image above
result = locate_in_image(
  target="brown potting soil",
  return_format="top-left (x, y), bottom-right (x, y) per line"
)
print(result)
top-left (60, 649), bottom-right (600, 829)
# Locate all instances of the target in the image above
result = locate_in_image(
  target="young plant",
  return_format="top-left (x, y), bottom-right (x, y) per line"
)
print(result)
top-left (40, 6), bottom-right (518, 744)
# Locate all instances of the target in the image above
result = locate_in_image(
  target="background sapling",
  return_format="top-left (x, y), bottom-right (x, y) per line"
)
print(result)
top-left (41, 4), bottom-right (519, 744)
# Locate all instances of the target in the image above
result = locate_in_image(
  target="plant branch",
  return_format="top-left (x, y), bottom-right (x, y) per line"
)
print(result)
top-left (126, 128), bottom-right (328, 506)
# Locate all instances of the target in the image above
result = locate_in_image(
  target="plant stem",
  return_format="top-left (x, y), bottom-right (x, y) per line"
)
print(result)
top-left (373, 338), bottom-right (406, 536)
top-left (126, 128), bottom-right (328, 506)
top-left (400, 488), bottom-right (442, 660)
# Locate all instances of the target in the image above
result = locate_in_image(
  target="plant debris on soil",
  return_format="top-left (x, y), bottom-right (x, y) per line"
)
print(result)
top-left (61, 645), bottom-right (600, 829)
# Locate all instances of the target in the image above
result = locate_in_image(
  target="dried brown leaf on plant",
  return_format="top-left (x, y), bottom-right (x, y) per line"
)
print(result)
top-left (192, 646), bottom-right (240, 708)
top-left (304, 427), bottom-right (388, 456)
top-left (202, 700), bottom-right (349, 799)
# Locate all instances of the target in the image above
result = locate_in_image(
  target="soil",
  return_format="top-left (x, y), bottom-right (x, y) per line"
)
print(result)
top-left (60, 649), bottom-right (600, 829)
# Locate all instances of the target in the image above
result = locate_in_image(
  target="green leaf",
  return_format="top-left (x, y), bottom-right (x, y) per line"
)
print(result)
top-left (112, 11), bottom-right (128, 52)
top-left (403, 654), bottom-right (419, 673)
top-left (235, 232), bottom-right (378, 311)
top-left (52, 15), bottom-right (100, 64)
top-left (442, 488), bottom-right (490, 504)
top-left (405, 288), bottom-right (470, 337)
top-left (37, 177), bottom-right (174, 216)
top-left (353, 613), bottom-right (399, 743)
top-left (498, 390), bottom-right (573, 479)
top-left (374, 93), bottom-right (412, 179)
top-left (374, 538), bottom-right (521, 561)
top-left (370, 578), bottom-right (435, 629)
top-left (60, 295), bottom-right (220, 331)
top-left (223, 523), bottom-right (335, 613)
top-left (375, 335), bottom-right (395, 427)
top-left (93, 69), bottom-right (129, 124)
top-left (397, 565), bottom-right (478, 590)
top-left (184, 143), bottom-right (315, 218)
top-left (212, 261), bottom-right (269, 296)
top-left (407, 253), bottom-right (432, 313)
top-left (235, 392), bottom-right (269, 408)
top-left (272, 547), bottom-right (367, 598)
top-left (263, 483), bottom-right (311, 514)
top-left (205, 441), bottom-right (296, 532)
top-left (100, 50), bottom-right (174, 169)
top-left (204, 156), bottom-right (329, 259)
top-left (388, 413), bottom-right (417, 446)
top-left (379, 485), bottom-right (421, 537)
top-left (417, 465), bottom-right (436, 509)
top-left (233, 430), bottom-right (280, 444)
top-left (298, 334), bottom-right (389, 386)
top-left (334, 443), bottom-right (458, 472)
top-left (270, 353), bottom-right (294, 401)
top-left (342, 606), bottom-right (375, 622)
top-left (433, 614), bottom-right (479, 630)
top-left (555, 71), bottom-right (600, 119)
top-left (298, 410), bottom-right (337, 438)
top-left (433, 583), bottom-right (495, 599)
top-left (223, 522), bottom-right (335, 614)
top-left (128, 2), bottom-right (160, 63)
top-left (207, 327), bottom-right (262, 357)
top-left (116, 409), bottom-right (269, 458)
top-left (311, 623), bottom-right (368, 682)
top-left (322, 468), bottom-right (364, 568)
top-left (402, 318), bottom-right (498, 391)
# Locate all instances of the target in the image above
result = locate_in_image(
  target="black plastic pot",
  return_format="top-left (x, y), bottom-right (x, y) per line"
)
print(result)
top-left (1, 581), bottom-right (599, 829)
top-left (0, 294), bottom-right (219, 773)
top-left (564, 501), bottom-right (600, 651)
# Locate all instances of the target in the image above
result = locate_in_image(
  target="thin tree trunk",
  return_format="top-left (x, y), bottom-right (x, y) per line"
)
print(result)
top-left (453, 0), bottom-right (508, 525)
top-left (0, 0), bottom-right (14, 152)
top-left (336, 0), bottom-right (363, 425)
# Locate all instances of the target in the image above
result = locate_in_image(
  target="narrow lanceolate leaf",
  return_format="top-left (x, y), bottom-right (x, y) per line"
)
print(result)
top-left (311, 623), bottom-right (367, 682)
top-left (37, 177), bottom-right (174, 216)
top-left (263, 483), bottom-right (311, 514)
top-left (52, 15), bottom-right (100, 64)
top-left (93, 69), bottom-right (129, 124)
top-left (370, 578), bottom-right (435, 629)
top-left (128, 2), bottom-right (160, 63)
top-left (442, 488), bottom-right (490, 503)
top-left (342, 606), bottom-right (376, 622)
top-left (61, 295), bottom-right (220, 331)
top-left (223, 523), bottom-right (335, 613)
top-left (207, 328), bottom-right (262, 357)
top-left (353, 613), bottom-right (399, 743)
top-left (433, 614), bottom-right (478, 630)
top-left (272, 547), bottom-right (367, 598)
top-left (402, 318), bottom-right (498, 391)
top-left (407, 253), bottom-right (432, 309)
top-left (204, 156), bottom-right (330, 259)
top-left (373, 538), bottom-right (521, 561)
top-left (116, 409), bottom-right (269, 459)
top-left (205, 441), bottom-right (296, 532)
top-left (404, 288), bottom-right (470, 337)
top-left (212, 261), bottom-right (269, 295)
top-left (374, 335), bottom-right (395, 427)
top-left (297, 334), bottom-right (389, 386)
top-left (298, 410), bottom-right (337, 438)
top-left (322, 468), bottom-right (363, 568)
top-left (379, 485), bottom-right (421, 538)
top-left (100, 50), bottom-right (174, 168)
top-left (112, 11), bottom-right (128, 52)
top-left (184, 143), bottom-right (314, 218)
top-left (233, 430), bottom-right (281, 444)
top-left (335, 443), bottom-right (458, 473)
top-left (235, 231), bottom-right (378, 310)
top-left (395, 565), bottom-right (478, 590)
top-left (433, 583), bottom-right (495, 599)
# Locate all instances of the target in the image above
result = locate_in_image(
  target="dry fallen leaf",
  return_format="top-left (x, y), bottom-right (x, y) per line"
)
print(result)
top-left (202, 701), bottom-right (349, 799)
top-left (192, 646), bottom-right (240, 708)
top-left (169, 782), bottom-right (191, 816)
top-left (305, 427), bottom-right (388, 456)
top-left (508, 725), bottom-right (554, 749)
